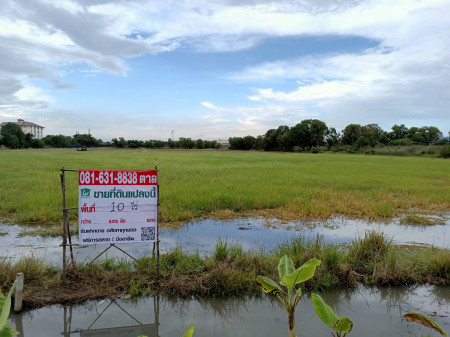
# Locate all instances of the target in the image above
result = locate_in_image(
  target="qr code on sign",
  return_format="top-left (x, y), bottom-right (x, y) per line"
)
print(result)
top-left (141, 227), bottom-right (155, 241)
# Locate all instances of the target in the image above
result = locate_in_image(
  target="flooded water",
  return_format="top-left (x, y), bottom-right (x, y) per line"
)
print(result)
top-left (10, 285), bottom-right (450, 337)
top-left (3, 217), bottom-right (449, 336)
top-left (0, 216), bottom-right (448, 266)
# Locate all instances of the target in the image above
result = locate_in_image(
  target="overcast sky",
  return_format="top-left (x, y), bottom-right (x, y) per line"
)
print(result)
top-left (0, 0), bottom-right (449, 141)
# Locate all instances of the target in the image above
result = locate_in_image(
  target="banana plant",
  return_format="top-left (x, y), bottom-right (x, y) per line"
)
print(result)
top-left (256, 255), bottom-right (321, 337)
top-left (311, 293), bottom-right (353, 337)
top-left (0, 281), bottom-right (19, 337)
top-left (403, 312), bottom-right (448, 336)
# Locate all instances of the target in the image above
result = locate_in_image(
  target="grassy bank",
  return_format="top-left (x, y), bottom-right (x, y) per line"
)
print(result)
top-left (0, 232), bottom-right (448, 308)
top-left (0, 149), bottom-right (449, 226)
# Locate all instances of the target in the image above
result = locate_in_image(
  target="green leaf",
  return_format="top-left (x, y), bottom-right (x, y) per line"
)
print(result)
top-left (334, 317), bottom-right (353, 333)
top-left (403, 312), bottom-right (448, 336)
top-left (0, 281), bottom-right (16, 331)
top-left (0, 321), bottom-right (19, 337)
top-left (182, 324), bottom-right (195, 337)
top-left (0, 290), bottom-right (5, 313)
top-left (311, 293), bottom-right (339, 329)
top-left (283, 258), bottom-right (321, 290)
top-left (255, 276), bottom-right (282, 294)
top-left (295, 288), bottom-right (302, 298)
top-left (278, 255), bottom-right (294, 286)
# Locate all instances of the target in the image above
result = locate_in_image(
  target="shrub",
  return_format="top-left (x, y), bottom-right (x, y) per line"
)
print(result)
top-left (438, 145), bottom-right (450, 158)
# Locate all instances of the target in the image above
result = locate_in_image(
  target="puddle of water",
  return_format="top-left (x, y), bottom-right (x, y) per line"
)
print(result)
top-left (10, 285), bottom-right (450, 337)
top-left (0, 216), bottom-right (448, 266)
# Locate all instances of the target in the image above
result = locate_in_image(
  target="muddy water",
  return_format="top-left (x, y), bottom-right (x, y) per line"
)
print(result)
top-left (0, 216), bottom-right (448, 266)
top-left (10, 285), bottom-right (450, 337)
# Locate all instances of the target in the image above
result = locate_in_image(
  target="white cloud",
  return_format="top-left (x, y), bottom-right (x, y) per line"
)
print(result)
top-left (227, 0), bottom-right (450, 131)
top-left (200, 101), bottom-right (312, 136)
top-left (0, 0), bottom-right (449, 135)
top-left (201, 101), bottom-right (222, 110)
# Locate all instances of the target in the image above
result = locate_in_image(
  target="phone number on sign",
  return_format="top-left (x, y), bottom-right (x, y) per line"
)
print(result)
top-left (79, 170), bottom-right (157, 185)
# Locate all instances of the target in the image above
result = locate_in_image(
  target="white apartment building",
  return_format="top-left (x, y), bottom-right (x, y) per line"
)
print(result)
top-left (0, 119), bottom-right (45, 139)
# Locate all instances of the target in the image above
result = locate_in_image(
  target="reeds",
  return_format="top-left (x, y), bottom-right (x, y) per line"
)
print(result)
top-left (1, 231), bottom-right (448, 309)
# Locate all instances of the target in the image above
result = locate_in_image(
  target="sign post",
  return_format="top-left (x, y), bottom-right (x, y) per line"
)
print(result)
top-left (60, 168), bottom-right (160, 275)
top-left (78, 170), bottom-right (158, 245)
top-left (78, 169), bottom-right (158, 263)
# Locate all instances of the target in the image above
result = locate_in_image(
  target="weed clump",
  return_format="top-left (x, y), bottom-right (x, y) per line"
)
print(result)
top-left (347, 231), bottom-right (391, 274)
top-left (0, 232), bottom-right (448, 309)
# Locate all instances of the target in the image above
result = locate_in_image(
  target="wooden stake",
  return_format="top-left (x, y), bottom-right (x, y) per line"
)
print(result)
top-left (60, 168), bottom-right (68, 276)
top-left (14, 272), bottom-right (24, 312)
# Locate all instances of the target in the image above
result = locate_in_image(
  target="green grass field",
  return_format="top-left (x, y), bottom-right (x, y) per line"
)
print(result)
top-left (0, 148), bottom-right (449, 225)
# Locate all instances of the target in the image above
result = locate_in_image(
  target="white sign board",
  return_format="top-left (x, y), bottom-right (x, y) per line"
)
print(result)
top-left (78, 170), bottom-right (158, 245)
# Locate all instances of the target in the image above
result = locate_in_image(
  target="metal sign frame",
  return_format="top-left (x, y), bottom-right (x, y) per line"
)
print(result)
top-left (60, 166), bottom-right (160, 277)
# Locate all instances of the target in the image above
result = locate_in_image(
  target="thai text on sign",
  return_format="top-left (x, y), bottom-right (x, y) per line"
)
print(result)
top-left (78, 170), bottom-right (158, 245)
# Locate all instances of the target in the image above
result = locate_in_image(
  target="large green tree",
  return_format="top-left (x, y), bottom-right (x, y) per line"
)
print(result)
top-left (341, 124), bottom-right (363, 145)
top-left (0, 123), bottom-right (26, 149)
top-left (390, 124), bottom-right (408, 140)
top-left (361, 123), bottom-right (387, 146)
top-left (289, 119), bottom-right (328, 150)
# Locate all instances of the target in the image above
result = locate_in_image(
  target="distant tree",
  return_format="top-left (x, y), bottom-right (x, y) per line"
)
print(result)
top-left (43, 134), bottom-right (76, 148)
top-left (209, 140), bottom-right (219, 149)
top-left (390, 124), bottom-right (408, 140)
top-left (341, 124), bottom-right (363, 145)
top-left (229, 137), bottom-right (243, 150)
top-left (0, 122), bottom-right (26, 149)
top-left (242, 136), bottom-right (256, 150)
top-left (420, 126), bottom-right (442, 143)
top-left (263, 129), bottom-right (279, 151)
top-left (179, 137), bottom-right (195, 149)
top-left (309, 119), bottom-right (328, 147)
top-left (289, 120), bottom-right (322, 151)
top-left (325, 127), bottom-right (340, 149)
top-left (254, 135), bottom-right (264, 150)
top-left (406, 127), bottom-right (424, 143)
top-left (74, 133), bottom-right (100, 147)
top-left (112, 137), bottom-right (126, 148)
top-left (30, 138), bottom-right (45, 148)
top-left (277, 133), bottom-right (292, 151)
top-left (361, 123), bottom-right (386, 146)
top-left (195, 139), bottom-right (204, 149)
top-left (167, 138), bottom-right (177, 148)
top-left (405, 126), bottom-right (441, 144)
top-left (203, 140), bottom-right (212, 149)
top-left (127, 139), bottom-right (144, 148)
top-left (24, 133), bottom-right (33, 148)
top-left (153, 140), bottom-right (166, 148)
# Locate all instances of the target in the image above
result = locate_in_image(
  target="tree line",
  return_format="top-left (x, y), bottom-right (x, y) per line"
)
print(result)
top-left (1, 120), bottom-right (446, 151)
top-left (229, 120), bottom-right (446, 151)
top-left (0, 122), bottom-right (220, 149)
top-left (111, 137), bottom-right (219, 149)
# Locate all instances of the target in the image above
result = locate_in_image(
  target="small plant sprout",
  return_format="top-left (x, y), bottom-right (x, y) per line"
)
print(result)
top-left (403, 312), bottom-right (448, 336)
top-left (182, 325), bottom-right (194, 337)
top-left (311, 293), bottom-right (353, 337)
top-left (0, 280), bottom-right (19, 337)
top-left (256, 255), bottom-right (321, 337)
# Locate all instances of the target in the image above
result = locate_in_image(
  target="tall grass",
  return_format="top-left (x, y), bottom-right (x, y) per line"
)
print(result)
top-left (0, 149), bottom-right (448, 225)
top-left (0, 232), bottom-right (448, 308)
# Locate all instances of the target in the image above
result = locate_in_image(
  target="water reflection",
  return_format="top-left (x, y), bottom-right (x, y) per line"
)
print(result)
top-left (10, 286), bottom-right (449, 337)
